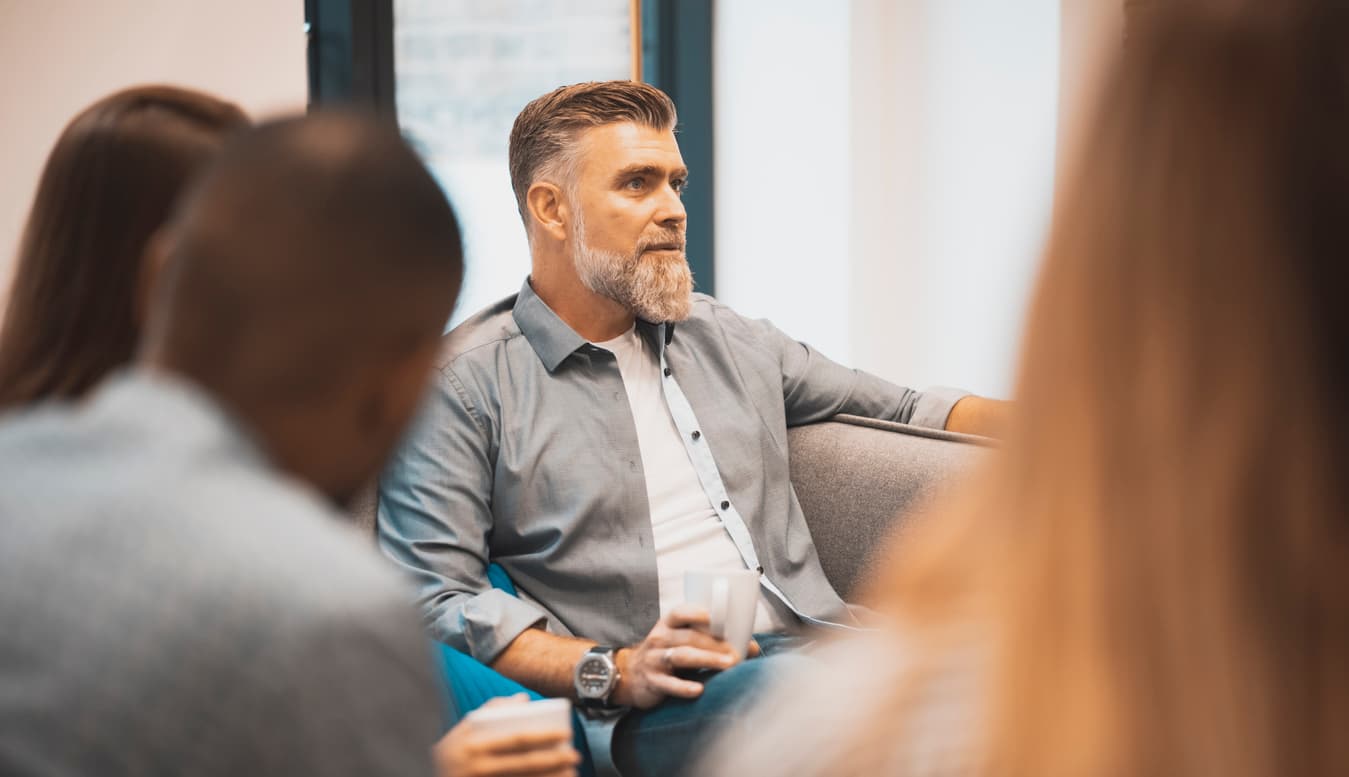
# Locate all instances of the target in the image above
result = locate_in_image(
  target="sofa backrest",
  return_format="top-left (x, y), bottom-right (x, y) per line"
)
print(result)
top-left (788, 414), bottom-right (993, 598)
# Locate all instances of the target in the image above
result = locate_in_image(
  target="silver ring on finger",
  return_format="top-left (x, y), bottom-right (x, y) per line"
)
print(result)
top-left (663, 646), bottom-right (675, 669)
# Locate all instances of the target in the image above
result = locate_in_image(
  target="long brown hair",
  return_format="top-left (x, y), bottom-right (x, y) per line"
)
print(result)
top-left (866, 6), bottom-right (1349, 777)
top-left (0, 86), bottom-right (248, 409)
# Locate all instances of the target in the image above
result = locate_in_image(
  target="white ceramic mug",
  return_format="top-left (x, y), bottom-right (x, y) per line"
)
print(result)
top-left (466, 697), bottom-right (572, 737)
top-left (684, 568), bottom-right (761, 659)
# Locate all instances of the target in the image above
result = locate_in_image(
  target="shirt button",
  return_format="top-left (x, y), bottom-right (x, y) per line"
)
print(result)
top-left (663, 367), bottom-right (672, 377)
top-left (613, 391), bottom-right (622, 400)
top-left (720, 500), bottom-right (730, 510)
top-left (691, 430), bottom-right (701, 441)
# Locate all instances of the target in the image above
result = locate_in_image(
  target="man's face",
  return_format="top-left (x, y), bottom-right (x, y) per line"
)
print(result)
top-left (568, 121), bottom-right (692, 322)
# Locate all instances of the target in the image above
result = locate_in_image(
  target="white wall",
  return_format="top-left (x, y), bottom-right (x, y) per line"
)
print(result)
top-left (0, 0), bottom-right (307, 310)
top-left (716, 0), bottom-right (1063, 398)
top-left (714, 0), bottom-right (854, 364)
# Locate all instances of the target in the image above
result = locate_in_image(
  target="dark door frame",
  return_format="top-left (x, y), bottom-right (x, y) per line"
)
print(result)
top-left (640, 0), bottom-right (715, 295)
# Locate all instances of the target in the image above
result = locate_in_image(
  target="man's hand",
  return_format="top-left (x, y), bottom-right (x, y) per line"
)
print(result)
top-left (432, 695), bottom-right (580, 777)
top-left (611, 605), bottom-right (752, 709)
top-left (944, 395), bottom-right (1011, 438)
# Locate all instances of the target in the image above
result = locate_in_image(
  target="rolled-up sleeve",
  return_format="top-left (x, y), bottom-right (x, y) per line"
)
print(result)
top-left (906, 385), bottom-right (969, 430)
top-left (377, 366), bottom-right (548, 663)
top-left (745, 315), bottom-right (969, 430)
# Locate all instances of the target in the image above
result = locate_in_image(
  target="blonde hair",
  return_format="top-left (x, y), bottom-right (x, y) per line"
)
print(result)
top-left (861, 6), bottom-right (1349, 777)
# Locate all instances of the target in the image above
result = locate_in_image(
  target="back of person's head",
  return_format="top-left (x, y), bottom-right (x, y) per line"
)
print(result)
top-left (140, 112), bottom-right (463, 506)
top-left (508, 80), bottom-right (676, 223)
top-left (0, 85), bottom-right (248, 409)
top-left (861, 5), bottom-right (1348, 777)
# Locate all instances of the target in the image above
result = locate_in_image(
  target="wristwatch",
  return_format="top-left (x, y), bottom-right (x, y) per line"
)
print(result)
top-left (573, 645), bottom-right (622, 711)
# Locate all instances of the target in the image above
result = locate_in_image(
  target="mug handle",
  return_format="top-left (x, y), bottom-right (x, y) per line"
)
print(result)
top-left (709, 578), bottom-right (729, 640)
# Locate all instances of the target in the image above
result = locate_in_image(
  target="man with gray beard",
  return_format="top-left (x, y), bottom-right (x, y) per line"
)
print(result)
top-left (378, 81), bottom-right (1007, 777)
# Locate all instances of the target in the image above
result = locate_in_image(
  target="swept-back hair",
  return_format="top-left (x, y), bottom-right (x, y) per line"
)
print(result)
top-left (508, 80), bottom-right (676, 223)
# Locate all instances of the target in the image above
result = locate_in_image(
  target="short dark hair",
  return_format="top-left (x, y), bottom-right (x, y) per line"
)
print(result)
top-left (508, 81), bottom-right (676, 222)
top-left (0, 85), bottom-right (248, 409)
top-left (146, 111), bottom-right (463, 405)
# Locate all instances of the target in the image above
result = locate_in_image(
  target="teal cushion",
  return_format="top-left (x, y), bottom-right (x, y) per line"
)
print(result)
top-left (487, 562), bottom-right (517, 596)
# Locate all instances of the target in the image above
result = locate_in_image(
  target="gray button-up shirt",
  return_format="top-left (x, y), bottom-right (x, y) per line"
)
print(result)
top-left (378, 280), bottom-right (965, 663)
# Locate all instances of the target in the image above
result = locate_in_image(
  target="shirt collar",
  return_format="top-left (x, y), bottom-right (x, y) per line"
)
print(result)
top-left (512, 279), bottom-right (588, 373)
top-left (635, 318), bottom-right (674, 354)
top-left (512, 278), bottom-right (678, 372)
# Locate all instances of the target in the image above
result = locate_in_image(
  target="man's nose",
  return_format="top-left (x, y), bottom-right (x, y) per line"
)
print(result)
top-left (655, 183), bottom-right (686, 227)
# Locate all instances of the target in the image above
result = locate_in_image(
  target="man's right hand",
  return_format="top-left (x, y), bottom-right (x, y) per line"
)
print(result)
top-left (611, 605), bottom-right (744, 709)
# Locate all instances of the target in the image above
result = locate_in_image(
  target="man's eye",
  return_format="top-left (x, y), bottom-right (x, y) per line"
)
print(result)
top-left (625, 178), bottom-right (645, 190)
top-left (672, 179), bottom-right (688, 194)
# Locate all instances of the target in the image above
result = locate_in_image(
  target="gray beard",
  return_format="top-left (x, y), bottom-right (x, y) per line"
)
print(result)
top-left (572, 212), bottom-right (693, 323)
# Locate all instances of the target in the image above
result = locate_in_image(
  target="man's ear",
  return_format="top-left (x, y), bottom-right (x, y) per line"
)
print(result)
top-left (526, 182), bottom-right (570, 242)
top-left (136, 227), bottom-right (176, 330)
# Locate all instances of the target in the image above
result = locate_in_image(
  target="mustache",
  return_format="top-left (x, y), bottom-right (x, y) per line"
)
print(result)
top-left (637, 232), bottom-right (686, 253)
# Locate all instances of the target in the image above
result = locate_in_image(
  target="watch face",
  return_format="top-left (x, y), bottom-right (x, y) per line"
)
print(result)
top-left (576, 656), bottom-right (613, 699)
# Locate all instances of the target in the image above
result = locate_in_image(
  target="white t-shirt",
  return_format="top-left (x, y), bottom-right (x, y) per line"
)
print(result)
top-left (594, 325), bottom-right (790, 634)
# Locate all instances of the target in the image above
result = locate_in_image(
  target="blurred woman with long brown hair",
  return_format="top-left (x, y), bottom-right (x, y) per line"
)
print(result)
top-left (708, 4), bottom-right (1348, 776)
top-left (0, 86), bottom-right (249, 409)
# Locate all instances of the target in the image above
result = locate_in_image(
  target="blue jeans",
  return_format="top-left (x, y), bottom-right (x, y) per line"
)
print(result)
top-left (609, 634), bottom-right (815, 777)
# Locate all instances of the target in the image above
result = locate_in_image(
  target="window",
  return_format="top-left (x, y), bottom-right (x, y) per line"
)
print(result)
top-left (394, 0), bottom-right (635, 327)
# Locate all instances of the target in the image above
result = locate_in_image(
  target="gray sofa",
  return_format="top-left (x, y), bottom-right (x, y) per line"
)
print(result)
top-left (353, 413), bottom-right (992, 597)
